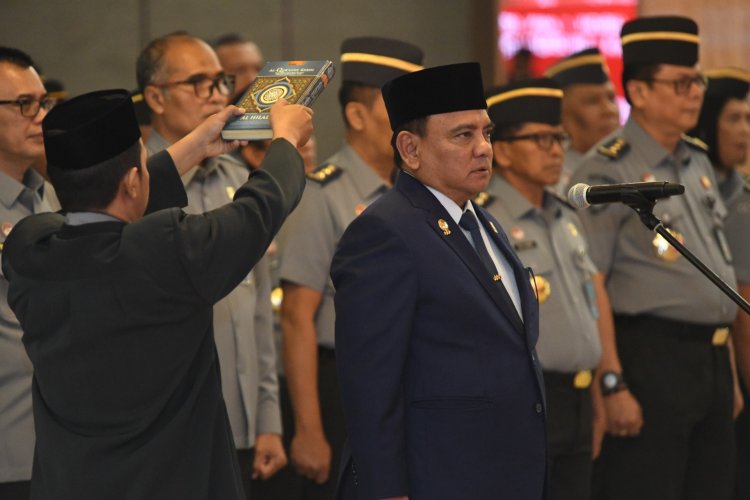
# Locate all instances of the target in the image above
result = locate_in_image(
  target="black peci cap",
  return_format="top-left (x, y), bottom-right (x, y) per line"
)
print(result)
top-left (382, 62), bottom-right (487, 131)
top-left (621, 16), bottom-right (699, 67)
top-left (704, 68), bottom-right (750, 101)
top-left (340, 36), bottom-right (424, 87)
top-left (43, 89), bottom-right (140, 171)
top-left (486, 78), bottom-right (563, 133)
top-left (544, 48), bottom-right (610, 87)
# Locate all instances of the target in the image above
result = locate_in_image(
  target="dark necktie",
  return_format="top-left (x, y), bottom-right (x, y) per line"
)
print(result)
top-left (459, 210), bottom-right (501, 283)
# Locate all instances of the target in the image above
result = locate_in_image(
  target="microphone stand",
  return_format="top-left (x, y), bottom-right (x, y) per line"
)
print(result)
top-left (623, 192), bottom-right (750, 316)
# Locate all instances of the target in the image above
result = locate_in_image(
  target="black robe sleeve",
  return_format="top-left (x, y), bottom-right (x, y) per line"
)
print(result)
top-left (145, 149), bottom-right (188, 213)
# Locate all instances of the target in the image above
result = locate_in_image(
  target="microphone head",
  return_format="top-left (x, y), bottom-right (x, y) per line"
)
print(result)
top-left (568, 183), bottom-right (590, 208)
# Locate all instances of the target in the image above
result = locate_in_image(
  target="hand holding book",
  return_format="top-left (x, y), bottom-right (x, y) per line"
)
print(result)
top-left (270, 99), bottom-right (314, 148)
top-left (222, 60), bottom-right (334, 141)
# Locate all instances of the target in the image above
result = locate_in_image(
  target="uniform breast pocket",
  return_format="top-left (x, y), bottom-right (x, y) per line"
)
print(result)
top-left (651, 210), bottom-right (685, 263)
top-left (515, 244), bottom-right (554, 305)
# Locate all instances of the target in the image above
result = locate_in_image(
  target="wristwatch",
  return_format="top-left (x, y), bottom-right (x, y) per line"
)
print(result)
top-left (600, 371), bottom-right (627, 396)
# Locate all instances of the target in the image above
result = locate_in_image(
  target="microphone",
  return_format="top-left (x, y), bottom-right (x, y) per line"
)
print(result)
top-left (568, 181), bottom-right (685, 208)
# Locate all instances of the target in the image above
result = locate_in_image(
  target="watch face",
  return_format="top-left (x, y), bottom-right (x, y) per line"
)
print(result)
top-left (602, 372), bottom-right (618, 389)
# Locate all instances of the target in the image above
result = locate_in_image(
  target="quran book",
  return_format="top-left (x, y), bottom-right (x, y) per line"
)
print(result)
top-left (221, 60), bottom-right (335, 141)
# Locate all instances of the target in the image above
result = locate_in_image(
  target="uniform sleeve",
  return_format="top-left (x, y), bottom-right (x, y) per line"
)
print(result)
top-left (331, 213), bottom-right (416, 498)
top-left (726, 203), bottom-right (750, 284)
top-left (278, 182), bottom-right (337, 292)
top-left (252, 254), bottom-right (282, 435)
top-left (568, 158), bottom-right (630, 277)
top-left (171, 138), bottom-right (306, 304)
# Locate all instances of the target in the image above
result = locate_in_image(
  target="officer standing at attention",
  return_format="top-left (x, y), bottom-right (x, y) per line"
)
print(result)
top-left (478, 78), bottom-right (614, 499)
top-left (0, 46), bottom-right (59, 500)
top-left (543, 48), bottom-right (620, 194)
top-left (690, 67), bottom-right (750, 499)
top-left (278, 37), bottom-right (423, 499)
top-left (569, 16), bottom-right (739, 500)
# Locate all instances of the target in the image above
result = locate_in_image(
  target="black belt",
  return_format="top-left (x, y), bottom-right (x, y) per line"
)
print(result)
top-left (614, 314), bottom-right (730, 346)
top-left (543, 370), bottom-right (593, 390)
top-left (318, 345), bottom-right (336, 359)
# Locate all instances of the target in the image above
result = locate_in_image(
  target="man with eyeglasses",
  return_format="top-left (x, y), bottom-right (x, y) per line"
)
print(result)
top-left (0, 46), bottom-right (60, 500)
top-left (570, 16), bottom-right (739, 500)
top-left (137, 33), bottom-right (287, 498)
top-left (544, 48), bottom-right (620, 196)
top-left (477, 78), bottom-right (612, 500)
top-left (212, 33), bottom-right (265, 103)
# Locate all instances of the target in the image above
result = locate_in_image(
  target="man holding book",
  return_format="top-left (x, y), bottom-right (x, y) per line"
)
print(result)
top-left (278, 36), bottom-right (423, 500)
top-left (137, 32), bottom-right (286, 498)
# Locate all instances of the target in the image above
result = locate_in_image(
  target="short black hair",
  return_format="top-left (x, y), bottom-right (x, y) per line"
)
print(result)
top-left (48, 141), bottom-right (142, 212)
top-left (135, 31), bottom-right (193, 92)
top-left (337, 81), bottom-right (380, 129)
top-left (0, 46), bottom-right (35, 69)
top-left (391, 116), bottom-right (429, 168)
top-left (622, 63), bottom-right (661, 105)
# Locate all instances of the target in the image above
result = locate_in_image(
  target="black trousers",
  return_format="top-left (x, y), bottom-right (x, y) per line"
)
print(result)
top-left (734, 380), bottom-right (750, 500)
top-left (593, 315), bottom-right (735, 500)
top-left (250, 347), bottom-right (346, 500)
top-left (0, 481), bottom-right (30, 500)
top-left (544, 371), bottom-right (593, 500)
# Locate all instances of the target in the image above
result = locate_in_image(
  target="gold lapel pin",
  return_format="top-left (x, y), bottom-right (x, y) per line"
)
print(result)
top-left (438, 218), bottom-right (451, 236)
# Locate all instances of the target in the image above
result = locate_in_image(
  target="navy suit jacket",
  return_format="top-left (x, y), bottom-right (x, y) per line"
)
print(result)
top-left (331, 173), bottom-right (547, 500)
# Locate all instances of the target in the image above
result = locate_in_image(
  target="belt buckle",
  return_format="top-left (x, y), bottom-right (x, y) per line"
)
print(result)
top-left (712, 327), bottom-right (729, 346)
top-left (574, 370), bottom-right (592, 389)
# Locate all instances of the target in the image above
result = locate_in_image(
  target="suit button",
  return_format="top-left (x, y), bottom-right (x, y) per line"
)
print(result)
top-left (535, 403), bottom-right (543, 414)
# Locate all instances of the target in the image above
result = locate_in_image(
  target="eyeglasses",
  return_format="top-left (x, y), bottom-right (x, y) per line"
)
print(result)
top-left (496, 132), bottom-right (570, 151)
top-left (0, 95), bottom-right (58, 117)
top-left (646, 74), bottom-right (708, 95)
top-left (150, 72), bottom-right (236, 98)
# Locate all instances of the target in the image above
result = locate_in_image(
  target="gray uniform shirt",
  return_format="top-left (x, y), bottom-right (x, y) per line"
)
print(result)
top-left (481, 175), bottom-right (601, 371)
top-left (552, 148), bottom-right (584, 197)
top-left (279, 144), bottom-right (389, 347)
top-left (147, 132), bottom-right (281, 448)
top-left (719, 169), bottom-right (750, 285)
top-left (569, 117), bottom-right (737, 324)
top-left (0, 168), bottom-right (59, 482)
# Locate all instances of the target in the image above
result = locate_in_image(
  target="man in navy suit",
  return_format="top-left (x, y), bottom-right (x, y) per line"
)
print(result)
top-left (331, 63), bottom-right (548, 500)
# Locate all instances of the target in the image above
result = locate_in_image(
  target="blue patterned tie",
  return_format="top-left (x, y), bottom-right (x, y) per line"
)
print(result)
top-left (459, 210), bottom-right (501, 282)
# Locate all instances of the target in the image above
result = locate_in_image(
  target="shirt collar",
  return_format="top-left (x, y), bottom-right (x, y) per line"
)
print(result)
top-left (424, 184), bottom-right (466, 224)
top-left (487, 174), bottom-right (547, 221)
top-left (624, 117), bottom-right (691, 169)
top-left (718, 168), bottom-right (745, 204)
top-left (65, 211), bottom-right (122, 226)
top-left (0, 167), bottom-right (46, 209)
top-left (335, 143), bottom-right (390, 199)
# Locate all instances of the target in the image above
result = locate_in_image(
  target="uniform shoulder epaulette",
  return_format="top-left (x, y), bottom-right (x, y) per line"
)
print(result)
top-left (597, 138), bottom-right (629, 160)
top-left (548, 191), bottom-right (576, 210)
top-left (307, 164), bottom-right (342, 185)
top-left (473, 191), bottom-right (495, 208)
top-left (681, 134), bottom-right (709, 152)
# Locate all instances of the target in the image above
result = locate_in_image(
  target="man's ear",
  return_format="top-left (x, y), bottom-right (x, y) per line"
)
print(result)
top-left (492, 141), bottom-right (513, 170)
top-left (396, 131), bottom-right (420, 171)
top-left (344, 101), bottom-right (367, 132)
top-left (143, 86), bottom-right (165, 116)
top-left (626, 80), bottom-right (648, 110)
top-left (122, 166), bottom-right (140, 199)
